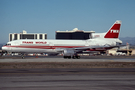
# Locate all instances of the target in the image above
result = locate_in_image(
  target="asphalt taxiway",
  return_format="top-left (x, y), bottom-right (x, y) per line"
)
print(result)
top-left (0, 68), bottom-right (135, 90)
top-left (0, 55), bottom-right (135, 63)
top-left (0, 56), bottom-right (135, 90)
top-left (0, 55), bottom-right (135, 68)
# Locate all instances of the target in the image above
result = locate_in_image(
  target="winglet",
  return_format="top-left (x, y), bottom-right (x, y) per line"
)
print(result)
top-left (104, 20), bottom-right (121, 38)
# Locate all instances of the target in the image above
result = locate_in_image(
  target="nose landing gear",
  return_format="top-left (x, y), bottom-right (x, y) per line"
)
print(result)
top-left (21, 53), bottom-right (25, 59)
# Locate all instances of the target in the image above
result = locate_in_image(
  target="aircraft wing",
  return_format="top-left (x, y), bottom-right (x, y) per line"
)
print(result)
top-left (55, 45), bottom-right (119, 54)
top-left (74, 45), bottom-right (119, 51)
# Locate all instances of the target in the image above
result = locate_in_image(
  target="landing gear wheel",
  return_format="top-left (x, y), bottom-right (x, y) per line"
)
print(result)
top-left (72, 56), bottom-right (80, 59)
top-left (68, 56), bottom-right (71, 59)
top-left (72, 56), bottom-right (76, 59)
top-left (64, 56), bottom-right (71, 59)
top-left (76, 56), bottom-right (80, 59)
top-left (64, 56), bottom-right (67, 59)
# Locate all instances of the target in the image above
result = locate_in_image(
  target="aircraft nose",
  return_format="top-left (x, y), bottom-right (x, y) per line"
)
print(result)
top-left (2, 46), bottom-right (7, 51)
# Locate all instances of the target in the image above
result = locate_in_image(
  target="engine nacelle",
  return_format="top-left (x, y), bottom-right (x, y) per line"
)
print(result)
top-left (91, 33), bottom-right (106, 39)
top-left (63, 49), bottom-right (75, 56)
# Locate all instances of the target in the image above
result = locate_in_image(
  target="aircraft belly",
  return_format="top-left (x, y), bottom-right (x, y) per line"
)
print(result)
top-left (11, 47), bottom-right (56, 53)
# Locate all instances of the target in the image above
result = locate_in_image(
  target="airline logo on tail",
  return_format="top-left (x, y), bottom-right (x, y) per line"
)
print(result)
top-left (110, 30), bottom-right (119, 33)
top-left (104, 20), bottom-right (121, 38)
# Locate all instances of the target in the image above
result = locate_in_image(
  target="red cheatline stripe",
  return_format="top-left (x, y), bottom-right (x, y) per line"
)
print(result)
top-left (4, 45), bottom-right (85, 49)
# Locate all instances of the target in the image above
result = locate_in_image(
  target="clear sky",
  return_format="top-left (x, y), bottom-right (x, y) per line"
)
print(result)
top-left (0, 0), bottom-right (135, 43)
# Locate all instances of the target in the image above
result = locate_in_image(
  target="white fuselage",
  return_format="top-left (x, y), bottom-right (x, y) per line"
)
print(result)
top-left (2, 38), bottom-right (122, 54)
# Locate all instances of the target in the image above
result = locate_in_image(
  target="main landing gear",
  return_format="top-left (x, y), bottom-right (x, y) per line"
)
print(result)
top-left (72, 55), bottom-right (80, 59)
top-left (63, 55), bottom-right (80, 59)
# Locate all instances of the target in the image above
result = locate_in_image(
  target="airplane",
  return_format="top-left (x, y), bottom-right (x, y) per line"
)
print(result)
top-left (2, 20), bottom-right (122, 59)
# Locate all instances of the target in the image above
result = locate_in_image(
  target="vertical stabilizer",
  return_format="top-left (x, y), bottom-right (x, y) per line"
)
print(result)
top-left (104, 20), bottom-right (121, 38)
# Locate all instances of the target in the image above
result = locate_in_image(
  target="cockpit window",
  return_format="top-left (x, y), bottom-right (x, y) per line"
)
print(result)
top-left (5, 44), bottom-right (11, 46)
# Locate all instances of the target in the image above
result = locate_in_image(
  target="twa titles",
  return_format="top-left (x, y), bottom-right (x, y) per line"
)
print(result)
top-left (110, 30), bottom-right (119, 33)
top-left (22, 41), bottom-right (47, 44)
